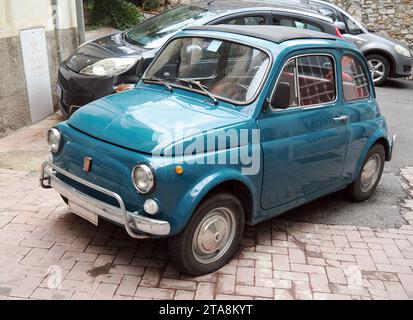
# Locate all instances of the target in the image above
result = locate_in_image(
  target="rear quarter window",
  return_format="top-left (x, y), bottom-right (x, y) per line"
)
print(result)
top-left (341, 55), bottom-right (370, 101)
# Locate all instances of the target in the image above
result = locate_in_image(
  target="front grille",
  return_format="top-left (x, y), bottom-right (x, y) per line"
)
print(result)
top-left (58, 71), bottom-right (69, 89)
top-left (403, 65), bottom-right (412, 74)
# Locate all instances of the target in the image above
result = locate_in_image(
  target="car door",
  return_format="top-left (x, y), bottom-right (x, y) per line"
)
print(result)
top-left (339, 53), bottom-right (377, 178)
top-left (257, 52), bottom-right (348, 210)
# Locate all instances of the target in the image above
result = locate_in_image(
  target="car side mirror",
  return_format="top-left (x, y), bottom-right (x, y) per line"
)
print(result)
top-left (334, 21), bottom-right (347, 34)
top-left (135, 57), bottom-right (145, 79)
top-left (271, 82), bottom-right (290, 109)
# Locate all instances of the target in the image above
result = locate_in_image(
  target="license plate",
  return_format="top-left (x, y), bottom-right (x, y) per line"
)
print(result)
top-left (56, 85), bottom-right (63, 100)
top-left (68, 201), bottom-right (98, 226)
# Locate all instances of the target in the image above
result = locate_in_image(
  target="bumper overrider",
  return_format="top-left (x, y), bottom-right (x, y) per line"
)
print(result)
top-left (388, 134), bottom-right (397, 161)
top-left (40, 162), bottom-right (170, 239)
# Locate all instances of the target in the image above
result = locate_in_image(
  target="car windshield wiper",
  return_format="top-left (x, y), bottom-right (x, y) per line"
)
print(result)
top-left (175, 78), bottom-right (218, 105)
top-left (142, 76), bottom-right (173, 92)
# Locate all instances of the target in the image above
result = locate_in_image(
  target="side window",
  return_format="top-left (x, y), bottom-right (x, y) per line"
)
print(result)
top-left (273, 55), bottom-right (336, 109)
top-left (341, 55), bottom-right (370, 101)
top-left (343, 16), bottom-right (364, 35)
top-left (309, 2), bottom-right (341, 23)
top-left (273, 16), bottom-right (323, 32)
top-left (223, 16), bottom-right (266, 26)
top-left (297, 55), bottom-right (336, 106)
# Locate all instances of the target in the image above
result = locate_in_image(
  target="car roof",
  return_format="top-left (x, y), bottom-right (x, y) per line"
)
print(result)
top-left (190, 0), bottom-right (333, 23)
top-left (184, 25), bottom-right (339, 44)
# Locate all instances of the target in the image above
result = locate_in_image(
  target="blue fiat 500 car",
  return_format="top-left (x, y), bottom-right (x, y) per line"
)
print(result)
top-left (41, 25), bottom-right (395, 275)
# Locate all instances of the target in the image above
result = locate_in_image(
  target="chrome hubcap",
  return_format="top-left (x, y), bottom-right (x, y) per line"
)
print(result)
top-left (368, 59), bottom-right (385, 83)
top-left (360, 154), bottom-right (381, 193)
top-left (192, 207), bottom-right (236, 264)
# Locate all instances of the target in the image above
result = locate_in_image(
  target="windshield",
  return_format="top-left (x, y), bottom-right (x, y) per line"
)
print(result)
top-left (343, 15), bottom-right (365, 35)
top-left (144, 37), bottom-right (271, 104)
top-left (126, 5), bottom-right (218, 49)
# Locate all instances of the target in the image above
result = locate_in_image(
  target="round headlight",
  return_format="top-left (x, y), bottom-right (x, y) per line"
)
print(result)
top-left (47, 128), bottom-right (62, 153)
top-left (132, 164), bottom-right (155, 194)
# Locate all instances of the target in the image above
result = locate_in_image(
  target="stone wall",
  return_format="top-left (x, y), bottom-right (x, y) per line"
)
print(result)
top-left (331, 0), bottom-right (413, 50)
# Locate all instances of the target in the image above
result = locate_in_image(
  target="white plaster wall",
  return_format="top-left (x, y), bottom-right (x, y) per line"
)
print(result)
top-left (0, 0), bottom-right (77, 39)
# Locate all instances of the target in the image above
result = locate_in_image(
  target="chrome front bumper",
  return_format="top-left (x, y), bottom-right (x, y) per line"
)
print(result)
top-left (40, 162), bottom-right (170, 239)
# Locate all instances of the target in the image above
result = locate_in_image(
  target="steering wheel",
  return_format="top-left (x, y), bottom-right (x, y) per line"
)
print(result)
top-left (233, 83), bottom-right (249, 100)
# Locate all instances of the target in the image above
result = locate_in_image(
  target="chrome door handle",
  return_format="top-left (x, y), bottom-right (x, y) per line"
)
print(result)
top-left (333, 115), bottom-right (349, 123)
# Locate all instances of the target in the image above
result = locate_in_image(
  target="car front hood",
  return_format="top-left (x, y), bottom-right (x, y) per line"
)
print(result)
top-left (66, 33), bottom-right (149, 72)
top-left (68, 87), bottom-right (247, 155)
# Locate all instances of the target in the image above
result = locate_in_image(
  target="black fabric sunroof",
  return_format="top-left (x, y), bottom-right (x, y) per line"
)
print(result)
top-left (184, 25), bottom-right (339, 44)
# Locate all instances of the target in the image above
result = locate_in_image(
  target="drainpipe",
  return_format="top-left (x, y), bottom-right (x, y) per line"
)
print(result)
top-left (75, 0), bottom-right (86, 44)
top-left (52, 0), bottom-right (63, 63)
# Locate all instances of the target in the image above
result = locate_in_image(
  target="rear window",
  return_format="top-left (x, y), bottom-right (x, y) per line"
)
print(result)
top-left (341, 55), bottom-right (370, 101)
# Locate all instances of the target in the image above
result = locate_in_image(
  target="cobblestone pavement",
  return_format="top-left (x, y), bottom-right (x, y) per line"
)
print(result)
top-left (1, 164), bottom-right (413, 300)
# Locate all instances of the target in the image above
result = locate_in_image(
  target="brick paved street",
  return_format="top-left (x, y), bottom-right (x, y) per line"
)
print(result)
top-left (0, 120), bottom-right (413, 300)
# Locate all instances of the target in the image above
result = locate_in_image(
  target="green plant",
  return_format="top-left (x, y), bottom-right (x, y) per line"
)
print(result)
top-left (143, 0), bottom-right (162, 11)
top-left (87, 0), bottom-right (144, 30)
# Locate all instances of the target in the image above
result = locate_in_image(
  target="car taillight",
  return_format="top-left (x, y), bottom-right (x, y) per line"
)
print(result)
top-left (335, 27), bottom-right (344, 39)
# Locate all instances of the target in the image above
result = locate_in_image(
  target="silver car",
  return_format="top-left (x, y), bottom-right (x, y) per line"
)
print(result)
top-left (272, 0), bottom-right (413, 85)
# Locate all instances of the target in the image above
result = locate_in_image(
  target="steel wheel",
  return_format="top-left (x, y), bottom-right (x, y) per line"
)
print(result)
top-left (192, 207), bottom-right (236, 264)
top-left (347, 144), bottom-right (385, 202)
top-left (168, 193), bottom-right (244, 276)
top-left (360, 154), bottom-right (381, 193)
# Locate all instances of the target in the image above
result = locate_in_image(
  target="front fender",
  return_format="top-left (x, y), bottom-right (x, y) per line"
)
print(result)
top-left (169, 169), bottom-right (259, 235)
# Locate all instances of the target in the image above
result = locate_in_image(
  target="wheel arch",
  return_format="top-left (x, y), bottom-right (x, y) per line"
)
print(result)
top-left (352, 133), bottom-right (390, 182)
top-left (200, 180), bottom-right (254, 224)
top-left (374, 137), bottom-right (392, 161)
top-left (363, 49), bottom-right (395, 75)
top-left (171, 173), bottom-right (258, 235)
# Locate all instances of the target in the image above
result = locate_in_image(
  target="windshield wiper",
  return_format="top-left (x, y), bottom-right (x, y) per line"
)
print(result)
top-left (175, 78), bottom-right (218, 105)
top-left (142, 76), bottom-right (173, 92)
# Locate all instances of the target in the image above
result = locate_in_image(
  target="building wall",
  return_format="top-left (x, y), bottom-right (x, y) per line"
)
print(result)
top-left (332, 0), bottom-right (413, 50)
top-left (0, 0), bottom-right (79, 137)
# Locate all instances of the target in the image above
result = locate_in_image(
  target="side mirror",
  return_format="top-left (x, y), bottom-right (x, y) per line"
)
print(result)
top-left (271, 82), bottom-right (291, 109)
top-left (135, 57), bottom-right (145, 79)
top-left (334, 21), bottom-right (347, 33)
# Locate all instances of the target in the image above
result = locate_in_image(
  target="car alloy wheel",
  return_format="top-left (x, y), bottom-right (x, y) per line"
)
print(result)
top-left (368, 59), bottom-right (385, 83)
top-left (192, 207), bottom-right (236, 264)
top-left (366, 54), bottom-right (390, 86)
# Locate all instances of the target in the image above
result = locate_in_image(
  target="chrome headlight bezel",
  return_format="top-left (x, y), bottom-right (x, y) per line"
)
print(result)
top-left (47, 128), bottom-right (62, 153)
top-left (79, 57), bottom-right (138, 77)
top-left (132, 164), bottom-right (156, 194)
top-left (395, 44), bottom-right (412, 58)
